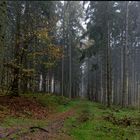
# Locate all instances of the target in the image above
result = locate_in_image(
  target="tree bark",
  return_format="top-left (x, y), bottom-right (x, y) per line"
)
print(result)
top-left (122, 1), bottom-right (129, 107)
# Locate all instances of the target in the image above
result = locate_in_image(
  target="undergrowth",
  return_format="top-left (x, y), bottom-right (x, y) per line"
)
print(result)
top-left (64, 100), bottom-right (140, 140)
top-left (1, 93), bottom-right (140, 140)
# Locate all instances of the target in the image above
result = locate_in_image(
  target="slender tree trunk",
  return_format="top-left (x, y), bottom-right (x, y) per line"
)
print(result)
top-left (68, 2), bottom-right (72, 99)
top-left (122, 1), bottom-right (129, 107)
top-left (61, 3), bottom-right (66, 97)
top-left (0, 0), bottom-right (7, 92)
top-left (107, 21), bottom-right (112, 107)
top-left (10, 3), bottom-right (21, 96)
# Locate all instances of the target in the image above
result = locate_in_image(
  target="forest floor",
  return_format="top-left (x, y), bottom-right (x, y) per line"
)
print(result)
top-left (0, 93), bottom-right (140, 140)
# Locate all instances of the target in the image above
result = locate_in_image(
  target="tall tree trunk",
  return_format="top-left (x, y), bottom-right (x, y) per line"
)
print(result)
top-left (0, 0), bottom-right (7, 92)
top-left (10, 2), bottom-right (21, 96)
top-left (122, 1), bottom-right (129, 107)
top-left (61, 4), bottom-right (65, 96)
top-left (68, 2), bottom-right (72, 99)
top-left (107, 21), bottom-right (112, 107)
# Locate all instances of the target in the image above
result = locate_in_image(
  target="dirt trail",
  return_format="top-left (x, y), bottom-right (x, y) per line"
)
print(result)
top-left (18, 107), bottom-right (77, 140)
top-left (0, 107), bottom-right (76, 139)
top-left (0, 96), bottom-right (79, 140)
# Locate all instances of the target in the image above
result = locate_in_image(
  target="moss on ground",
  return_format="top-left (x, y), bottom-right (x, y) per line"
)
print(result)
top-left (1, 93), bottom-right (140, 140)
top-left (64, 100), bottom-right (140, 140)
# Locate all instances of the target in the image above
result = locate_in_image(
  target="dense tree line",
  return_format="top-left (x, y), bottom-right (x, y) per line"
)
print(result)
top-left (0, 1), bottom-right (140, 108)
top-left (82, 1), bottom-right (140, 108)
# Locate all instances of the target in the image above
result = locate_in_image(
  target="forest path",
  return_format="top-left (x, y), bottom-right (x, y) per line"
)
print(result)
top-left (0, 95), bottom-right (80, 140)
top-left (0, 106), bottom-right (77, 140)
top-left (18, 106), bottom-right (77, 140)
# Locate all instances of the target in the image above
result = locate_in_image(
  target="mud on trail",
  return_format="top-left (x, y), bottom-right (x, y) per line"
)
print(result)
top-left (18, 107), bottom-right (76, 140)
top-left (0, 106), bottom-right (77, 140)
top-left (0, 95), bottom-right (79, 140)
